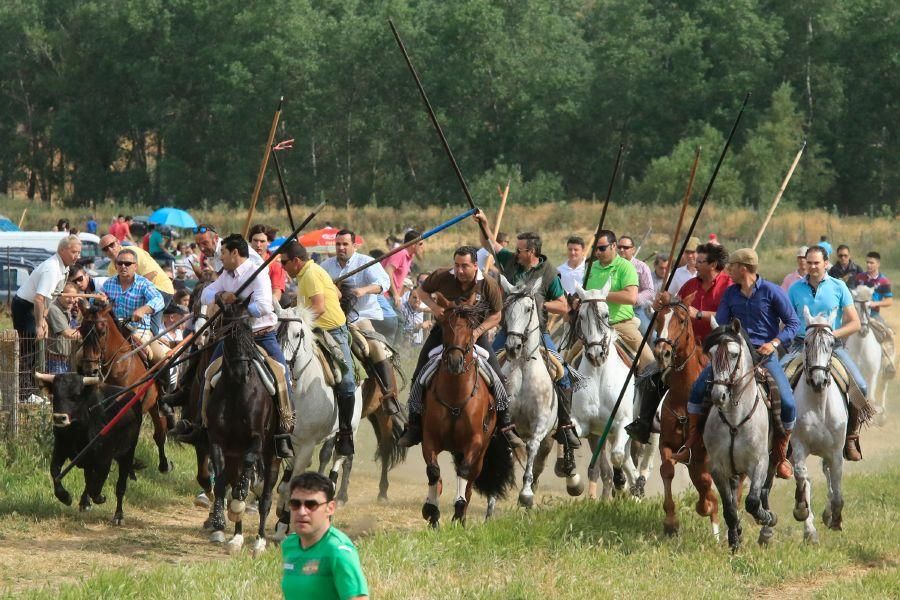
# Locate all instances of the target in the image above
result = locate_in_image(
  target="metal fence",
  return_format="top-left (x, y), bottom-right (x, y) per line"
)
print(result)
top-left (0, 330), bottom-right (55, 439)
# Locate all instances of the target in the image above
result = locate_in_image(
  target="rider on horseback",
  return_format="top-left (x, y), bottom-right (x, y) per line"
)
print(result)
top-left (782, 246), bottom-right (869, 460)
top-left (673, 248), bottom-right (801, 479)
top-left (174, 234), bottom-right (294, 458)
top-left (398, 245), bottom-right (525, 449)
top-left (321, 230), bottom-right (399, 410)
top-left (280, 241), bottom-right (359, 458)
top-left (471, 210), bottom-right (582, 449)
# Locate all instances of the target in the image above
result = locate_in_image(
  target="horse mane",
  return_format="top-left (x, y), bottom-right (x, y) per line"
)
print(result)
top-left (703, 322), bottom-right (755, 360)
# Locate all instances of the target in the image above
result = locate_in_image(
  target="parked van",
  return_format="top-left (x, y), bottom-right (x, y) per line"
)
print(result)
top-left (0, 231), bottom-right (102, 261)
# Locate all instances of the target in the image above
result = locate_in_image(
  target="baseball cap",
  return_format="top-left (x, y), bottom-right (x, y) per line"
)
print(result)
top-left (686, 236), bottom-right (701, 251)
top-left (727, 248), bottom-right (759, 266)
top-left (796, 245), bottom-right (809, 257)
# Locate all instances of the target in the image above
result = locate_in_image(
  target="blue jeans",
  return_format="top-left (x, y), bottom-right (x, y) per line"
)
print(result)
top-left (636, 305), bottom-right (652, 336)
top-left (492, 328), bottom-right (572, 389)
top-left (780, 341), bottom-right (868, 397)
top-left (689, 353), bottom-right (795, 428)
top-left (48, 357), bottom-right (70, 374)
top-left (328, 325), bottom-right (356, 397)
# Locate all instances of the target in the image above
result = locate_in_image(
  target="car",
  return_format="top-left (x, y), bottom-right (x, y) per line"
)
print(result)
top-left (0, 255), bottom-right (38, 304)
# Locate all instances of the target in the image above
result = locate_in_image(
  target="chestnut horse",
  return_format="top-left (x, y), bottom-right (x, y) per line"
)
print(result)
top-left (79, 301), bottom-right (173, 474)
top-left (420, 294), bottom-right (515, 527)
top-left (653, 294), bottom-right (720, 539)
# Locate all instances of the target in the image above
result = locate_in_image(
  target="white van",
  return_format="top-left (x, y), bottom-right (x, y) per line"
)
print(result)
top-left (0, 231), bottom-right (103, 261)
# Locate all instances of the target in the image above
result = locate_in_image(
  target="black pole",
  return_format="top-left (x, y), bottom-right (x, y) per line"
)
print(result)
top-left (270, 145), bottom-right (296, 230)
top-left (588, 93), bottom-right (750, 469)
top-left (582, 144), bottom-right (624, 286)
top-left (388, 19), bottom-right (496, 262)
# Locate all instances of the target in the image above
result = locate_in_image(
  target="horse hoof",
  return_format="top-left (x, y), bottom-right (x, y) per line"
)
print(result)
top-left (553, 458), bottom-right (567, 478)
top-left (822, 509), bottom-right (833, 528)
top-left (56, 490), bottom-right (73, 506)
top-left (422, 502), bottom-right (440, 525)
top-left (91, 494), bottom-right (106, 505)
top-left (209, 530), bottom-right (226, 544)
top-left (613, 467), bottom-right (626, 490)
top-left (158, 459), bottom-right (174, 474)
top-left (793, 505), bottom-right (810, 521)
top-left (377, 494), bottom-right (389, 503)
top-left (194, 493), bottom-right (211, 509)
top-left (663, 524), bottom-right (679, 537)
top-left (804, 530), bottom-right (819, 545)
top-left (226, 534), bottom-right (244, 555)
top-left (229, 499), bottom-right (246, 514)
top-left (829, 519), bottom-right (843, 532)
top-left (251, 538), bottom-right (267, 558)
top-left (630, 475), bottom-right (646, 498)
top-left (518, 493), bottom-right (534, 509)
top-left (758, 527), bottom-right (774, 546)
top-left (79, 503), bottom-right (92, 512)
top-left (566, 475), bottom-right (585, 497)
top-left (110, 515), bottom-right (124, 526)
top-left (767, 511), bottom-right (778, 527)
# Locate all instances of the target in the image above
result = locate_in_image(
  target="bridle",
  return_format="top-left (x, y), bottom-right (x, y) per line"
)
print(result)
top-left (710, 333), bottom-right (756, 403)
top-left (503, 291), bottom-right (541, 359)
top-left (277, 318), bottom-right (312, 378)
top-left (440, 304), bottom-right (485, 374)
top-left (804, 323), bottom-right (834, 386)
top-left (654, 302), bottom-right (700, 375)
top-left (576, 298), bottom-right (611, 363)
top-left (855, 299), bottom-right (870, 337)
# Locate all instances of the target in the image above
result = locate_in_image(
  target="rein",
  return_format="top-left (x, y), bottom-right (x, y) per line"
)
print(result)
top-left (503, 292), bottom-right (542, 360)
top-left (576, 298), bottom-right (611, 363)
top-left (804, 323), bottom-right (834, 385)
top-left (654, 302), bottom-right (700, 376)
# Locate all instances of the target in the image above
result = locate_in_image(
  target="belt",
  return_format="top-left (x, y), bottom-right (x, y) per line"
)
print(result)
top-left (253, 326), bottom-right (276, 337)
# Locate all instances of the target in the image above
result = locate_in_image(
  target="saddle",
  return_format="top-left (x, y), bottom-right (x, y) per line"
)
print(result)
top-left (496, 347), bottom-right (565, 382)
top-left (783, 353), bottom-right (873, 419)
top-left (563, 338), bottom-right (634, 370)
top-left (202, 348), bottom-right (294, 431)
top-left (313, 328), bottom-right (347, 388)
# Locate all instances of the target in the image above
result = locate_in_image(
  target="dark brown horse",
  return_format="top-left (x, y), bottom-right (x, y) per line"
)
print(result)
top-left (420, 294), bottom-right (514, 527)
top-left (653, 293), bottom-right (720, 539)
top-left (206, 298), bottom-right (280, 556)
top-left (78, 301), bottom-right (173, 474)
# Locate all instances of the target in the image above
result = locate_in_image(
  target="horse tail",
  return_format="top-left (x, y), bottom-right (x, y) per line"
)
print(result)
top-left (368, 410), bottom-right (408, 470)
top-left (472, 433), bottom-right (516, 500)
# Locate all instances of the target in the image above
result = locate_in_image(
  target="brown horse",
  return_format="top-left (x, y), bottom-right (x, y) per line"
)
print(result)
top-left (653, 293), bottom-right (720, 538)
top-left (420, 294), bottom-right (514, 527)
top-left (79, 301), bottom-right (173, 474)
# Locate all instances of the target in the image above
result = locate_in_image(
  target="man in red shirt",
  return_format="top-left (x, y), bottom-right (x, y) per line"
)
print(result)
top-left (672, 243), bottom-right (732, 344)
top-left (248, 224), bottom-right (287, 303)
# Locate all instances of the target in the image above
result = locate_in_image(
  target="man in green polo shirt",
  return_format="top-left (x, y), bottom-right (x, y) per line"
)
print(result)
top-left (281, 471), bottom-right (368, 600)
top-left (584, 229), bottom-right (654, 369)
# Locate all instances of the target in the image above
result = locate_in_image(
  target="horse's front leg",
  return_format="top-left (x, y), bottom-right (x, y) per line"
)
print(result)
top-left (252, 457), bottom-right (280, 557)
top-left (791, 439), bottom-right (817, 543)
top-left (822, 451), bottom-right (845, 532)
top-left (610, 426), bottom-right (638, 497)
top-left (422, 444), bottom-right (442, 528)
top-left (209, 443), bottom-right (228, 543)
top-left (518, 439), bottom-right (540, 509)
top-left (686, 451), bottom-right (720, 541)
top-left (335, 454), bottom-right (354, 506)
top-left (659, 445), bottom-right (680, 536)
top-left (745, 454), bottom-right (777, 538)
top-left (712, 470), bottom-right (742, 551)
top-left (633, 433), bottom-right (659, 498)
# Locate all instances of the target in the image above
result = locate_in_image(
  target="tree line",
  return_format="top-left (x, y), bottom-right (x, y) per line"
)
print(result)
top-left (0, 0), bottom-right (896, 215)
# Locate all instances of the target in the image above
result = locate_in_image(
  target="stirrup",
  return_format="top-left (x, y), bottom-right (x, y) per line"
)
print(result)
top-left (671, 444), bottom-right (692, 465)
top-left (499, 424), bottom-right (525, 449)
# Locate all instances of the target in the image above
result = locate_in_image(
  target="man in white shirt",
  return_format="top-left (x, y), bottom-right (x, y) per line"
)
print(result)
top-left (321, 229), bottom-right (397, 402)
top-left (618, 235), bottom-right (655, 334)
top-left (650, 253), bottom-right (670, 293)
top-left (557, 236), bottom-right (586, 295)
top-left (13, 234), bottom-right (81, 340)
top-left (668, 236), bottom-right (701, 294)
top-left (476, 232), bottom-right (509, 275)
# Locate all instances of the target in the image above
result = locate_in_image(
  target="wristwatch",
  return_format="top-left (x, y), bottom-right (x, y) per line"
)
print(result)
top-left (771, 339), bottom-right (781, 348)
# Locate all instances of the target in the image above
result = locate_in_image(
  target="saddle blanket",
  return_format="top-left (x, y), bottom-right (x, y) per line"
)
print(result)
top-left (203, 351), bottom-right (294, 430)
top-left (407, 345), bottom-right (508, 413)
top-left (783, 353), bottom-right (874, 421)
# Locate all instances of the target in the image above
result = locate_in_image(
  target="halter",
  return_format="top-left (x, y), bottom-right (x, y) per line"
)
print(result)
top-left (576, 298), bottom-right (611, 362)
top-left (277, 319), bottom-right (312, 378)
top-left (440, 304), bottom-right (485, 374)
top-left (710, 333), bottom-right (757, 404)
top-left (503, 291), bottom-right (541, 359)
top-left (804, 323), bottom-right (834, 386)
top-left (653, 301), bottom-right (700, 375)
top-left (855, 299), bottom-right (870, 337)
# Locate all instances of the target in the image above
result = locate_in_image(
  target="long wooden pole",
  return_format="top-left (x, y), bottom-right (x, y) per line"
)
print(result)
top-left (17, 208), bottom-right (27, 229)
top-left (751, 140), bottom-right (807, 250)
top-left (662, 147), bottom-right (702, 285)
top-left (582, 144), bottom-right (624, 287)
top-left (482, 180), bottom-right (510, 274)
top-left (243, 97), bottom-right (284, 238)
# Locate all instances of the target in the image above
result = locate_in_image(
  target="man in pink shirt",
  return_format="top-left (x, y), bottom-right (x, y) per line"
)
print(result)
top-left (382, 230), bottom-right (424, 308)
top-left (781, 246), bottom-right (808, 291)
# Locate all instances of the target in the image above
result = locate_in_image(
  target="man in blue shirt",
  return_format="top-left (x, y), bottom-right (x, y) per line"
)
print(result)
top-left (673, 248), bottom-right (800, 479)
top-left (784, 246), bottom-right (867, 460)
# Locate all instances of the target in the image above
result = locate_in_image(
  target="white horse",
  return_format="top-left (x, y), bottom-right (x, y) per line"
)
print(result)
top-left (499, 276), bottom-right (557, 509)
top-left (704, 320), bottom-right (778, 551)
top-left (791, 308), bottom-right (847, 543)
top-left (272, 305), bottom-right (361, 541)
top-left (569, 282), bottom-right (638, 499)
top-left (846, 286), bottom-right (888, 424)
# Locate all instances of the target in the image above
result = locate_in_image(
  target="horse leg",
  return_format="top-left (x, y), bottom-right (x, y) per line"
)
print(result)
top-left (273, 459), bottom-right (294, 543)
top-left (611, 428), bottom-right (638, 497)
top-left (150, 404), bottom-right (174, 474)
top-left (746, 456), bottom-right (777, 546)
top-left (586, 434), bottom-right (602, 499)
top-left (194, 445), bottom-right (213, 510)
top-left (227, 436), bottom-right (261, 554)
top-left (532, 435), bottom-right (554, 493)
top-left (791, 439), bottom-right (817, 543)
top-left (712, 471), bottom-right (742, 551)
top-left (370, 412), bottom-right (391, 502)
top-left (252, 458), bottom-right (279, 557)
top-left (318, 437), bottom-right (335, 474)
top-left (518, 439), bottom-right (539, 509)
top-left (823, 451), bottom-right (845, 531)
top-left (660, 446), bottom-right (679, 536)
top-left (335, 454), bottom-right (353, 506)
top-left (632, 433), bottom-right (658, 499)
top-left (209, 443), bottom-right (228, 543)
top-left (687, 453), bottom-right (720, 541)
top-left (422, 456), bottom-right (442, 528)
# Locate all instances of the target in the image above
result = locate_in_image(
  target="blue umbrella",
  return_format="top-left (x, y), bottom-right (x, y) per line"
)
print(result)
top-left (0, 217), bottom-right (19, 232)
top-left (148, 207), bottom-right (197, 229)
top-left (268, 236), bottom-right (288, 251)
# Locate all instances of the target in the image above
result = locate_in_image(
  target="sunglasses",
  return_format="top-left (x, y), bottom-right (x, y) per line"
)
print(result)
top-left (594, 243), bottom-right (613, 252)
top-left (101, 242), bottom-right (118, 251)
top-left (116, 261), bottom-right (136, 267)
top-left (288, 498), bottom-right (327, 511)
top-left (192, 225), bottom-right (216, 234)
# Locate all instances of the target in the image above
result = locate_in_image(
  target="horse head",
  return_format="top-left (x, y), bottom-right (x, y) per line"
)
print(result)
top-left (654, 291), bottom-right (696, 371)
top-left (707, 318), bottom-right (753, 408)
top-left (219, 297), bottom-right (255, 378)
top-left (436, 293), bottom-right (478, 376)
top-left (803, 306), bottom-right (836, 392)
top-left (499, 275), bottom-right (541, 361)
top-left (574, 281), bottom-right (614, 367)
top-left (78, 299), bottom-right (113, 376)
top-left (851, 285), bottom-right (874, 337)
top-left (275, 304), bottom-right (315, 378)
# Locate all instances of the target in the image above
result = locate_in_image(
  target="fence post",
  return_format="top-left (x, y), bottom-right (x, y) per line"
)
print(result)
top-left (0, 329), bottom-right (19, 439)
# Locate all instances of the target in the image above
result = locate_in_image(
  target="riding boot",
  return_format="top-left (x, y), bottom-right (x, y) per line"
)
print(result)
top-left (176, 423), bottom-right (207, 446)
top-left (397, 411), bottom-right (423, 448)
top-left (158, 401), bottom-right (176, 430)
top-left (274, 430), bottom-right (294, 460)
top-left (843, 403), bottom-right (863, 461)
top-left (625, 369), bottom-right (664, 444)
top-left (671, 413), bottom-right (706, 464)
top-left (372, 359), bottom-right (397, 402)
top-left (170, 418), bottom-right (194, 437)
top-left (773, 428), bottom-right (793, 479)
top-left (552, 384), bottom-right (582, 448)
top-left (335, 392), bottom-right (356, 456)
top-left (160, 385), bottom-right (190, 409)
top-left (496, 408), bottom-right (526, 449)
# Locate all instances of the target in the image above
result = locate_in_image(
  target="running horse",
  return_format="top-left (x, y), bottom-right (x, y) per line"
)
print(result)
top-left (78, 300), bottom-right (173, 474)
top-left (420, 294), bottom-right (515, 527)
top-left (206, 298), bottom-right (280, 557)
top-left (653, 293), bottom-right (720, 539)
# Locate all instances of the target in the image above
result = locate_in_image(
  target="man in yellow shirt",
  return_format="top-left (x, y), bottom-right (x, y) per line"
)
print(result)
top-left (281, 241), bottom-right (358, 457)
top-left (101, 234), bottom-right (175, 334)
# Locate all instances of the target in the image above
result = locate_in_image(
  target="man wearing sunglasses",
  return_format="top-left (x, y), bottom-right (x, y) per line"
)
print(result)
top-left (193, 224), bottom-right (263, 276)
top-left (473, 210), bottom-right (582, 449)
top-left (281, 471), bottom-right (368, 600)
top-left (100, 248), bottom-right (167, 363)
top-left (828, 244), bottom-right (863, 288)
top-left (101, 234), bottom-right (174, 334)
top-left (617, 235), bottom-right (655, 335)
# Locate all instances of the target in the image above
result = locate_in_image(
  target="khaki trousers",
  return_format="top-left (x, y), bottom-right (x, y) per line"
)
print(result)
top-left (612, 317), bottom-right (655, 370)
top-left (354, 318), bottom-right (388, 363)
top-left (132, 329), bottom-right (170, 364)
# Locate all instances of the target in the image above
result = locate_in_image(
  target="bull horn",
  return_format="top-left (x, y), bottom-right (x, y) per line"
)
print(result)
top-left (34, 372), bottom-right (56, 383)
top-left (82, 376), bottom-right (101, 386)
